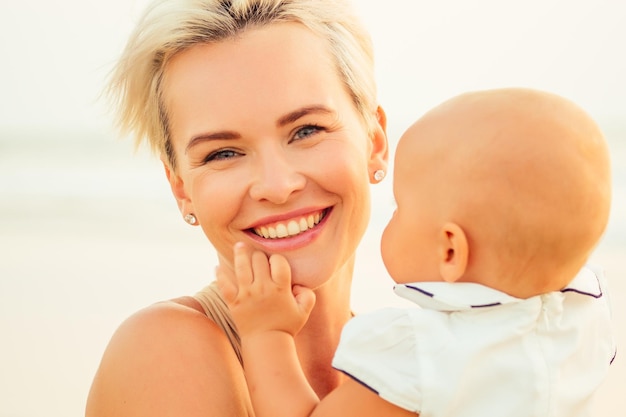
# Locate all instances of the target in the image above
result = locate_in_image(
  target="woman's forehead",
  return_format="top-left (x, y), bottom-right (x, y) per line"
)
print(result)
top-left (164, 23), bottom-right (336, 96)
top-left (162, 23), bottom-right (353, 137)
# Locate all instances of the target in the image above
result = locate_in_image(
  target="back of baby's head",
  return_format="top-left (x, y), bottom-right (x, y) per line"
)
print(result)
top-left (406, 88), bottom-right (611, 290)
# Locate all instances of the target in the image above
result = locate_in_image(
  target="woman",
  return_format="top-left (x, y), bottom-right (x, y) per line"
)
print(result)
top-left (86, 1), bottom-right (388, 416)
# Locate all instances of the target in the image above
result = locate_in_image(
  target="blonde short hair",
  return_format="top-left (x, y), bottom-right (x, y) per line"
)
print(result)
top-left (107, 0), bottom-right (377, 168)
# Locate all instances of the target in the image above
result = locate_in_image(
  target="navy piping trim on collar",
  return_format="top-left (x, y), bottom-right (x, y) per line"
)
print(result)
top-left (403, 284), bottom-right (433, 297)
top-left (560, 271), bottom-right (603, 298)
top-left (470, 302), bottom-right (502, 308)
top-left (560, 287), bottom-right (603, 298)
top-left (402, 285), bottom-right (502, 308)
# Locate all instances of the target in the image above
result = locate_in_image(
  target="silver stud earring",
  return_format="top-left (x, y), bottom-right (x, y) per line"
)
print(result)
top-left (184, 213), bottom-right (197, 225)
top-left (374, 169), bottom-right (385, 182)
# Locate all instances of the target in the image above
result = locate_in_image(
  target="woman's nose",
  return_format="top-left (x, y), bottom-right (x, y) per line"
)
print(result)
top-left (248, 149), bottom-right (306, 204)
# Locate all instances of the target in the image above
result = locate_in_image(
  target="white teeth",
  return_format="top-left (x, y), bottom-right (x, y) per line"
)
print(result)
top-left (276, 223), bottom-right (288, 238)
top-left (288, 221), bottom-right (300, 235)
top-left (253, 211), bottom-right (325, 239)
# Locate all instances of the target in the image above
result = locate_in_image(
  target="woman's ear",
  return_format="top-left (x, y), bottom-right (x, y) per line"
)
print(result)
top-left (439, 222), bottom-right (469, 283)
top-left (368, 105), bottom-right (389, 180)
top-left (162, 157), bottom-right (193, 215)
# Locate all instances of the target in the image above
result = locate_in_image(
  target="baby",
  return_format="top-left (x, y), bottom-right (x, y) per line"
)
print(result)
top-left (217, 88), bottom-right (616, 417)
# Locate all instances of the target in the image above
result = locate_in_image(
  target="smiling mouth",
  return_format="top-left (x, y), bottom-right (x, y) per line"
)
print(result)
top-left (251, 209), bottom-right (328, 239)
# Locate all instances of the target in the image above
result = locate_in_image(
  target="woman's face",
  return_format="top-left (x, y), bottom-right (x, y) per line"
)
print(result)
top-left (162, 23), bottom-right (387, 288)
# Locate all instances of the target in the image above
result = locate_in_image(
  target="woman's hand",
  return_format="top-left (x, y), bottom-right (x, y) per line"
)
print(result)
top-left (216, 242), bottom-right (316, 338)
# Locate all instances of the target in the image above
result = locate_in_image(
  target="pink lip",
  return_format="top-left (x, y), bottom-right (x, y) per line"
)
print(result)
top-left (246, 206), bottom-right (330, 230)
top-left (245, 207), bottom-right (332, 252)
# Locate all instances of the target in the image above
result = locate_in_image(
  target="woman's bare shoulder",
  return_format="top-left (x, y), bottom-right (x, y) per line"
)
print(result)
top-left (86, 300), bottom-right (252, 417)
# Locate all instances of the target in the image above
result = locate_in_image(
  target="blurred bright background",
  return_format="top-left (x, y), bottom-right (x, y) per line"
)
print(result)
top-left (1, 1), bottom-right (624, 416)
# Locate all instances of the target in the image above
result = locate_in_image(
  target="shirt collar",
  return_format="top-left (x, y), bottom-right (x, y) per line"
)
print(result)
top-left (561, 265), bottom-right (603, 298)
top-left (393, 265), bottom-right (601, 311)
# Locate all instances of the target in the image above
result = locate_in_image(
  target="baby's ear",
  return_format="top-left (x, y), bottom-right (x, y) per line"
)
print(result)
top-left (438, 222), bottom-right (468, 283)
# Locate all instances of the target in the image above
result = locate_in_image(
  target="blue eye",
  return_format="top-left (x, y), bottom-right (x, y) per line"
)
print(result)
top-left (293, 125), bottom-right (323, 141)
top-left (204, 149), bottom-right (240, 162)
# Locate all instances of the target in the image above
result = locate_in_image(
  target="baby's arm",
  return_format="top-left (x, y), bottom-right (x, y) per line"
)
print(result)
top-left (217, 243), bottom-right (416, 417)
top-left (216, 242), bottom-right (319, 417)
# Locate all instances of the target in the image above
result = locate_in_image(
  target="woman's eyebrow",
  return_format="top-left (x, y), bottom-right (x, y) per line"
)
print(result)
top-left (186, 130), bottom-right (240, 154)
top-left (276, 105), bottom-right (334, 127)
top-left (185, 105), bottom-right (334, 153)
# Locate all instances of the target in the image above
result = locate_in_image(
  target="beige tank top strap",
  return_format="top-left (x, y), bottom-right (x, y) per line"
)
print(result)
top-left (193, 281), bottom-right (242, 364)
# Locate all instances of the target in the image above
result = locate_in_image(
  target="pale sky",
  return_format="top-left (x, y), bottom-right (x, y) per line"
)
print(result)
top-left (1, 0), bottom-right (625, 133)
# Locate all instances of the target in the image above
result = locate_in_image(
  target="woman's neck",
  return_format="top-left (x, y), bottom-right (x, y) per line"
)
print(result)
top-left (294, 262), bottom-right (354, 398)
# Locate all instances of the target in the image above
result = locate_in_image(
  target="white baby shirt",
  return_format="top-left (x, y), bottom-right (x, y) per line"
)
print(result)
top-left (332, 265), bottom-right (615, 417)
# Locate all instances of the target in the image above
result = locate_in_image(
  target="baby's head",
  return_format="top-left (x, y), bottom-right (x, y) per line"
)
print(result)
top-left (381, 88), bottom-right (611, 298)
